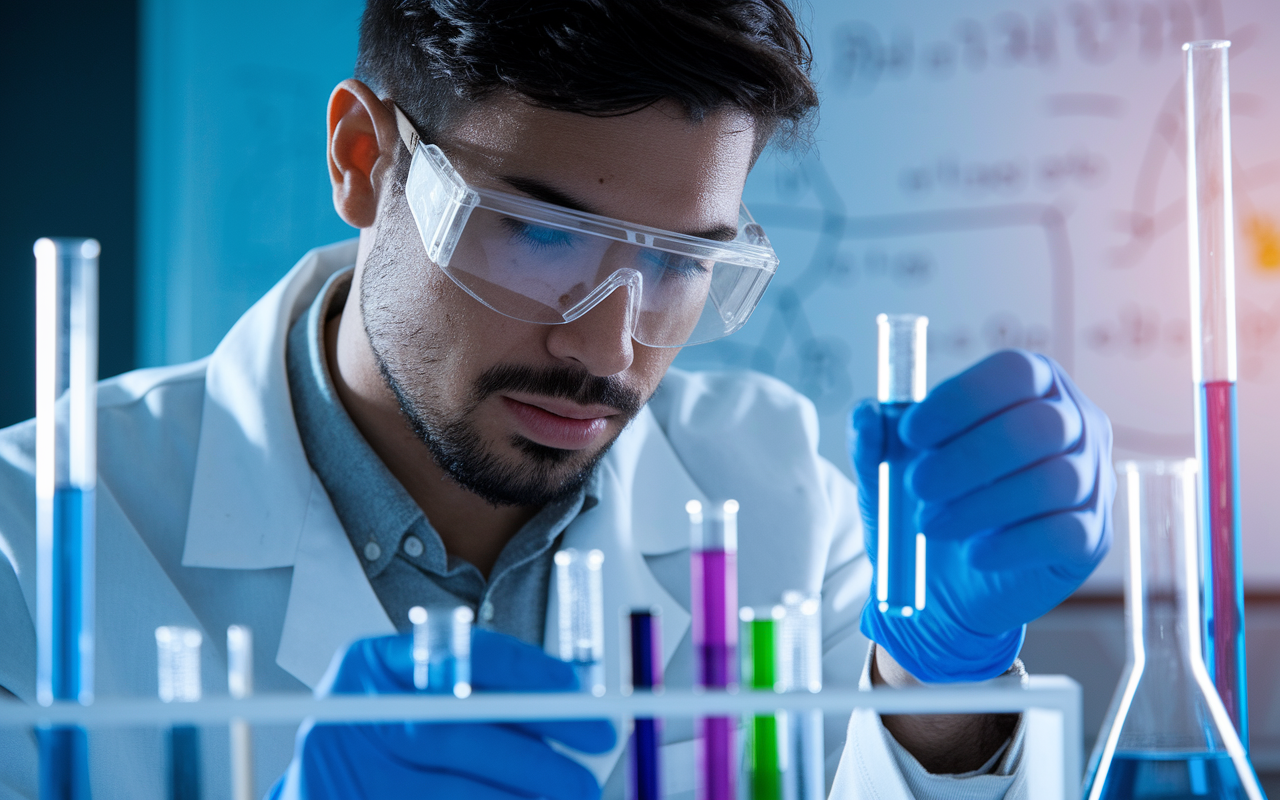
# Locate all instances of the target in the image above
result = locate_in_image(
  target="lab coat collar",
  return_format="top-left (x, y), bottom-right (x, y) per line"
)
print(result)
top-left (181, 240), bottom-right (359, 570)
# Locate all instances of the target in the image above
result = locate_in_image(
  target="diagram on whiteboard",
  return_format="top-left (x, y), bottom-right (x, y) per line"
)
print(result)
top-left (673, 0), bottom-right (1280, 584)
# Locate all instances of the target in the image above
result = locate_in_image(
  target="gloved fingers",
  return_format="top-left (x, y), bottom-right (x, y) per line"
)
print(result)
top-left (849, 398), bottom-right (885, 485)
top-left (920, 454), bottom-right (1095, 541)
top-left (967, 506), bottom-right (1110, 575)
top-left (908, 390), bottom-right (1083, 504)
top-left (901, 350), bottom-right (1055, 449)
top-left (321, 635), bottom-right (415, 695)
top-left (471, 628), bottom-right (581, 692)
top-left (506, 718), bottom-right (618, 754)
top-left (375, 722), bottom-right (602, 800)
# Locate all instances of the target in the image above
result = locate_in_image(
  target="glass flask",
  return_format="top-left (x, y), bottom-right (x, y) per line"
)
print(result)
top-left (1084, 460), bottom-right (1265, 800)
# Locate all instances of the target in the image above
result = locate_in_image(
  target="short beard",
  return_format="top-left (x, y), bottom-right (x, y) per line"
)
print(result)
top-left (359, 217), bottom-right (647, 507)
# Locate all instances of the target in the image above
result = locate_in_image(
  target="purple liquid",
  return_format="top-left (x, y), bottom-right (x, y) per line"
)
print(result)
top-left (691, 549), bottom-right (737, 800)
top-left (1200, 381), bottom-right (1247, 740)
top-left (1095, 751), bottom-right (1253, 799)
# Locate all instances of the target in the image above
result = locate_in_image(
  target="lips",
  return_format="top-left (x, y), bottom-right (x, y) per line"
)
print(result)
top-left (501, 396), bottom-right (611, 450)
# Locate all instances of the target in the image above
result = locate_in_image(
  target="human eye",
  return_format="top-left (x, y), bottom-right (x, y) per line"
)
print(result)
top-left (642, 250), bottom-right (711, 279)
top-left (501, 218), bottom-right (578, 250)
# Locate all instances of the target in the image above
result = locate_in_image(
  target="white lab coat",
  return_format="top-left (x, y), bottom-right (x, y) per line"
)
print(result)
top-left (0, 240), bottom-right (1036, 799)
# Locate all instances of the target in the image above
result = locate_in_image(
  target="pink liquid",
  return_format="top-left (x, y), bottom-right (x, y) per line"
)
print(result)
top-left (691, 549), bottom-right (737, 800)
top-left (1200, 380), bottom-right (1247, 739)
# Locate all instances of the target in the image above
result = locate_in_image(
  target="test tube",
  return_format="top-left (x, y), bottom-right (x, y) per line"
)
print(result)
top-left (227, 626), bottom-right (254, 800)
top-left (156, 626), bottom-right (203, 800)
top-left (778, 592), bottom-right (825, 800)
top-left (555, 548), bottom-right (606, 696)
top-left (409, 606), bottom-right (474, 697)
top-left (875, 313), bottom-right (928, 618)
top-left (741, 605), bottom-right (785, 800)
top-left (628, 609), bottom-right (663, 800)
top-left (1185, 39), bottom-right (1248, 743)
top-left (689, 499), bottom-right (738, 800)
top-left (34, 237), bottom-right (99, 800)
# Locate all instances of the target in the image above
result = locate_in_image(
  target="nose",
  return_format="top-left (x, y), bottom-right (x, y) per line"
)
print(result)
top-left (544, 283), bottom-right (635, 376)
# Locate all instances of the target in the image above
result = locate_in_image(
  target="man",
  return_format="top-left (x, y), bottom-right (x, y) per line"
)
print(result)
top-left (0, 1), bottom-right (1113, 797)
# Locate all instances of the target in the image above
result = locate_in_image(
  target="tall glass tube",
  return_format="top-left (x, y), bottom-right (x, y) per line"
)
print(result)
top-left (227, 625), bottom-right (254, 800)
top-left (555, 549), bottom-right (606, 696)
top-left (156, 626), bottom-right (203, 800)
top-left (628, 608), bottom-right (663, 800)
top-left (779, 591), bottom-right (825, 800)
top-left (1185, 39), bottom-right (1247, 743)
top-left (689, 499), bottom-right (739, 800)
top-left (875, 313), bottom-right (927, 617)
top-left (34, 237), bottom-right (99, 800)
top-left (1083, 461), bottom-right (1264, 800)
top-left (742, 605), bottom-right (785, 800)
top-left (409, 605), bottom-right (474, 697)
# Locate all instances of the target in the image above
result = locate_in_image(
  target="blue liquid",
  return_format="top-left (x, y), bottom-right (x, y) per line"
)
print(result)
top-left (1096, 752), bottom-right (1256, 799)
top-left (40, 486), bottom-right (94, 800)
top-left (631, 718), bottom-right (662, 800)
top-left (878, 402), bottom-right (923, 617)
top-left (168, 725), bottom-right (201, 800)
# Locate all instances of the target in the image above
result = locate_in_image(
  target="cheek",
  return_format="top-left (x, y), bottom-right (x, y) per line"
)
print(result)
top-left (631, 345), bottom-right (681, 398)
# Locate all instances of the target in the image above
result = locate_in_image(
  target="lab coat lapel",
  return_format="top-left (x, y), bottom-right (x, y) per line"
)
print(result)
top-left (276, 472), bottom-right (395, 689)
top-left (181, 241), bottom-right (358, 571)
top-left (543, 407), bottom-right (705, 784)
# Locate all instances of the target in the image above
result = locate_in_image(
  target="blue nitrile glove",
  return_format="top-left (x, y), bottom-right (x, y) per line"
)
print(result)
top-left (273, 629), bottom-right (617, 799)
top-left (851, 349), bottom-right (1114, 683)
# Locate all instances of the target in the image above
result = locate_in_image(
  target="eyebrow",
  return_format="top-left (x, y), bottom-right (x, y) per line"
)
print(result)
top-left (500, 175), bottom-right (739, 242)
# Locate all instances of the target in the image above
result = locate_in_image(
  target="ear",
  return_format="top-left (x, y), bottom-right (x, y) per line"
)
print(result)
top-left (327, 79), bottom-right (400, 229)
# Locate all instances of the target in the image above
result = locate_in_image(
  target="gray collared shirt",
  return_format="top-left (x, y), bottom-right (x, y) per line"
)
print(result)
top-left (285, 268), bottom-right (595, 644)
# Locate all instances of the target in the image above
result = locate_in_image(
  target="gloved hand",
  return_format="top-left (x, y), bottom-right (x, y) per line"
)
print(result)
top-left (851, 349), bottom-right (1113, 683)
top-left (273, 629), bottom-right (617, 799)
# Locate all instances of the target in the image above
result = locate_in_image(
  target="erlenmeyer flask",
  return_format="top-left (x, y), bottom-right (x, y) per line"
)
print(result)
top-left (1084, 460), bottom-right (1265, 799)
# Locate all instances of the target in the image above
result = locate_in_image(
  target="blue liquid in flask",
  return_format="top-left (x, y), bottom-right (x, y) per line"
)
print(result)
top-left (1099, 752), bottom-right (1248, 800)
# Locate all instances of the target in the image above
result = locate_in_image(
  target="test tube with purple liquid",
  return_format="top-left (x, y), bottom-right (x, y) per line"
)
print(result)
top-left (688, 499), bottom-right (739, 800)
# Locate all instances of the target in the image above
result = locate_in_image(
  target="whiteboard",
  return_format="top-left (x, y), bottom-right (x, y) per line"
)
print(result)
top-left (673, 0), bottom-right (1280, 589)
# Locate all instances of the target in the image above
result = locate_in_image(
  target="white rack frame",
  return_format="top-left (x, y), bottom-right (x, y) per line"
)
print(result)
top-left (0, 676), bottom-right (1082, 799)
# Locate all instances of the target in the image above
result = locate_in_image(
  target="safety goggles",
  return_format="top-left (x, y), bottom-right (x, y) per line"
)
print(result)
top-left (393, 105), bottom-right (779, 348)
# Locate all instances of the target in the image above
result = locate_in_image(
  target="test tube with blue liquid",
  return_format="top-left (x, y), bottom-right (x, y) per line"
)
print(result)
top-left (688, 499), bottom-right (738, 800)
top-left (628, 608), bottom-right (663, 800)
top-left (555, 548), bottom-right (606, 696)
top-left (409, 605), bottom-right (473, 697)
top-left (156, 626), bottom-right (203, 800)
top-left (1185, 39), bottom-right (1248, 742)
top-left (874, 314), bottom-right (927, 618)
top-left (35, 237), bottom-right (99, 800)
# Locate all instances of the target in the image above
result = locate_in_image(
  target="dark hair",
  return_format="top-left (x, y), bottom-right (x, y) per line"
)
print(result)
top-left (354, 0), bottom-right (818, 159)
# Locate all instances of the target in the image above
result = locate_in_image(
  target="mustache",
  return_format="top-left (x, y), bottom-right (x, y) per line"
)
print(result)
top-left (473, 364), bottom-right (646, 417)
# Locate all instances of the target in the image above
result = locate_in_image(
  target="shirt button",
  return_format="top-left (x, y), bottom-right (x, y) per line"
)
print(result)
top-left (480, 601), bottom-right (495, 621)
top-left (363, 541), bottom-right (381, 562)
top-left (403, 536), bottom-right (424, 557)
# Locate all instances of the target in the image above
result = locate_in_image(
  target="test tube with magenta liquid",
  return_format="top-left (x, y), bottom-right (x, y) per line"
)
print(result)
top-left (35, 238), bottom-right (99, 800)
top-left (875, 314), bottom-right (928, 618)
top-left (555, 549), bottom-right (606, 696)
top-left (1185, 39), bottom-right (1248, 743)
top-left (689, 499), bottom-right (739, 800)
top-left (628, 608), bottom-right (663, 800)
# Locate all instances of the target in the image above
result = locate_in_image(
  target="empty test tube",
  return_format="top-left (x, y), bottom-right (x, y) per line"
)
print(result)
top-left (227, 626), bottom-right (254, 800)
top-left (35, 237), bottom-right (99, 800)
top-left (628, 609), bottom-right (663, 800)
top-left (741, 605), bottom-right (785, 800)
top-left (875, 313), bottom-right (928, 617)
top-left (779, 592), bottom-right (825, 800)
top-left (555, 548), bottom-right (606, 696)
top-left (409, 606), bottom-right (474, 697)
top-left (688, 499), bottom-right (739, 800)
top-left (156, 626), bottom-right (203, 800)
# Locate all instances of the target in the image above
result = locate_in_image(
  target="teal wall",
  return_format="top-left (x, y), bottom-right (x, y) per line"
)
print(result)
top-left (138, 0), bottom-right (363, 367)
